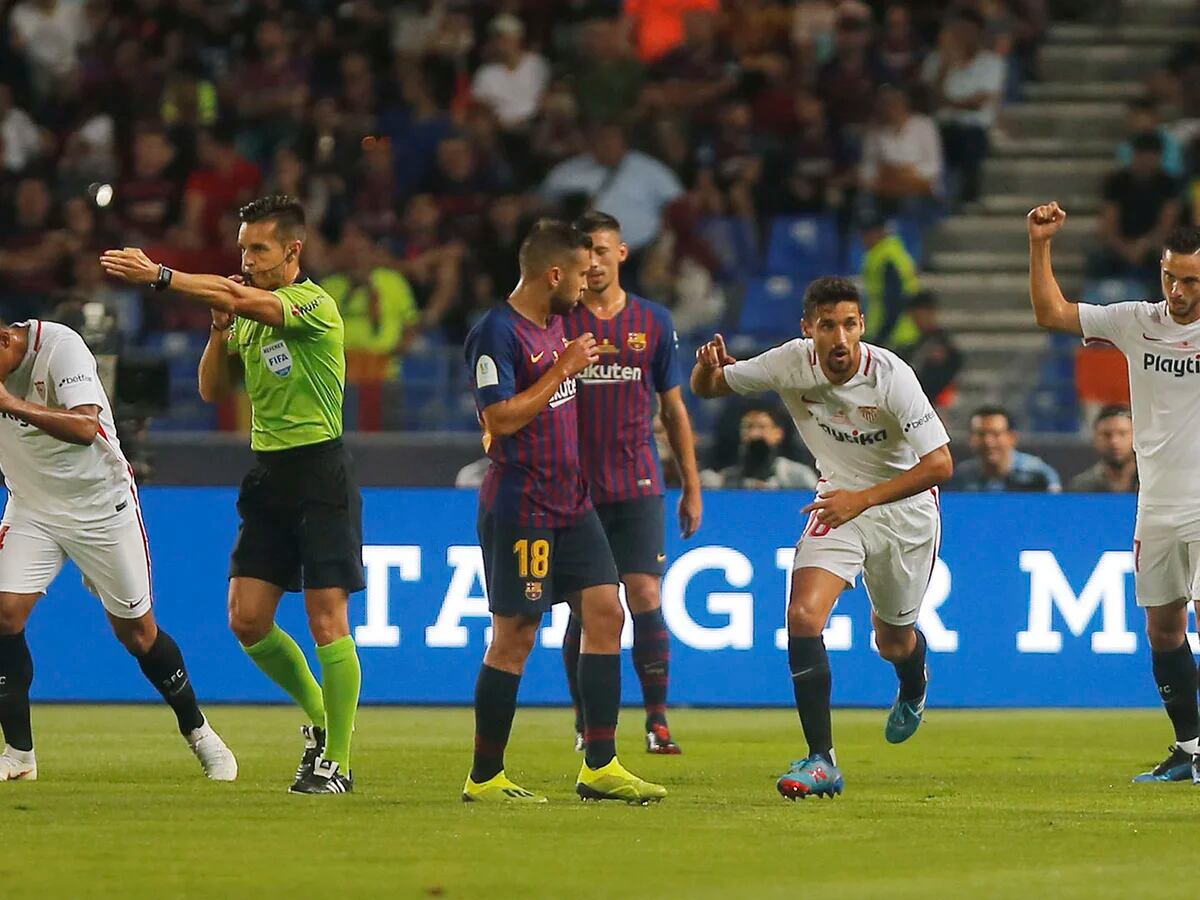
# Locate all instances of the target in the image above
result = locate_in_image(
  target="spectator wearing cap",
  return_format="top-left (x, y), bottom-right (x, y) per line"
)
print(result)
top-left (1089, 130), bottom-right (1181, 282)
top-left (860, 84), bottom-right (943, 221)
top-left (948, 406), bottom-right (1062, 493)
top-left (921, 8), bottom-right (1006, 207)
top-left (540, 121), bottom-right (683, 261)
top-left (1068, 405), bottom-right (1138, 494)
top-left (470, 14), bottom-right (550, 132)
top-left (898, 291), bottom-right (962, 405)
top-left (859, 207), bottom-right (921, 349)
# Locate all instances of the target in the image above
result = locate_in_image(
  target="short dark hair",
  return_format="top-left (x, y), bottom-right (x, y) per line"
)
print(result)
top-left (573, 211), bottom-right (622, 236)
top-left (908, 289), bottom-right (938, 310)
top-left (955, 7), bottom-right (986, 30)
top-left (970, 404), bottom-right (1014, 430)
top-left (803, 276), bottom-right (861, 320)
top-left (518, 218), bottom-right (592, 275)
top-left (741, 401), bottom-right (787, 430)
top-left (205, 119), bottom-right (239, 146)
top-left (239, 194), bottom-right (307, 245)
top-left (1130, 130), bottom-right (1164, 155)
top-left (1163, 226), bottom-right (1200, 254)
top-left (1128, 96), bottom-right (1159, 114)
top-left (1094, 404), bottom-right (1132, 427)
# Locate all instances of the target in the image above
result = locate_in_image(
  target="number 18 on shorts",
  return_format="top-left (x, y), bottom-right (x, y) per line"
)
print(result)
top-left (476, 507), bottom-right (619, 616)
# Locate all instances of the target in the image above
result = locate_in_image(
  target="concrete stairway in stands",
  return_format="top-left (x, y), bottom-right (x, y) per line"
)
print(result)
top-left (923, 0), bottom-right (1200, 433)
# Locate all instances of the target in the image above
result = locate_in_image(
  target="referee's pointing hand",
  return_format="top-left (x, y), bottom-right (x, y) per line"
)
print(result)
top-left (99, 248), bottom-right (159, 285)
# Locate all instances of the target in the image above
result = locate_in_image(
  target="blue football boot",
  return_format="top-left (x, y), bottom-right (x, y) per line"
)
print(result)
top-left (885, 692), bottom-right (926, 744)
top-left (1132, 745), bottom-right (1193, 783)
top-left (776, 755), bottom-right (844, 800)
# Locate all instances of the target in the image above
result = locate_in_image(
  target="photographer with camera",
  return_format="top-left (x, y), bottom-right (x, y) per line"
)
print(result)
top-left (704, 403), bottom-right (817, 490)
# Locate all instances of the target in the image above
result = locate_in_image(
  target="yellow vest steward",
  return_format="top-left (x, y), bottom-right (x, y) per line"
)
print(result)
top-left (863, 234), bottom-right (921, 349)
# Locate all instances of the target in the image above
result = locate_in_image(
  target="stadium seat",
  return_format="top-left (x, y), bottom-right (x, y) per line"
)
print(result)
top-left (764, 214), bottom-right (840, 280)
top-left (736, 276), bottom-right (803, 337)
top-left (150, 400), bottom-right (217, 432)
top-left (698, 215), bottom-right (760, 279)
top-left (1028, 333), bottom-right (1084, 433)
top-left (398, 348), bottom-right (453, 430)
top-left (1080, 278), bottom-right (1152, 306)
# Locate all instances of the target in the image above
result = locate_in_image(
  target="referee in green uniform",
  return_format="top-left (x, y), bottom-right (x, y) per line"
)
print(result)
top-left (101, 196), bottom-right (363, 795)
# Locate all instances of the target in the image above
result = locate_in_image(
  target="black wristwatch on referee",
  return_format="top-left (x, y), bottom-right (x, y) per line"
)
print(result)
top-left (152, 264), bottom-right (173, 291)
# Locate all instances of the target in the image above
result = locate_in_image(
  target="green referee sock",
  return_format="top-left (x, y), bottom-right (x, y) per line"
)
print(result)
top-left (244, 624), bottom-right (326, 725)
top-left (316, 636), bottom-right (361, 770)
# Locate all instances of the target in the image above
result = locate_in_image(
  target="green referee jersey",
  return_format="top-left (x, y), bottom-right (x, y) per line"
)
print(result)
top-left (228, 278), bottom-right (346, 452)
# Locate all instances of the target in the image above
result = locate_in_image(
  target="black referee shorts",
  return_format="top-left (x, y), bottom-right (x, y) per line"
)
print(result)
top-left (230, 438), bottom-right (365, 594)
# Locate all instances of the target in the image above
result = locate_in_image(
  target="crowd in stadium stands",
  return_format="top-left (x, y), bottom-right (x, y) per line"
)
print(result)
top-left (1072, 42), bottom-right (1200, 435)
top-left (0, 0), bottom-right (1160, 491)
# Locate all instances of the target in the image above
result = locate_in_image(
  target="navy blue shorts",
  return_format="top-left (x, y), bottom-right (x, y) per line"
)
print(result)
top-left (595, 496), bottom-right (667, 577)
top-left (477, 507), bottom-right (619, 618)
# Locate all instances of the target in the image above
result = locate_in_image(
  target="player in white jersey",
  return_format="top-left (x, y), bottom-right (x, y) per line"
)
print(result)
top-left (0, 320), bottom-right (235, 782)
top-left (1029, 203), bottom-right (1200, 784)
top-left (692, 276), bottom-right (953, 799)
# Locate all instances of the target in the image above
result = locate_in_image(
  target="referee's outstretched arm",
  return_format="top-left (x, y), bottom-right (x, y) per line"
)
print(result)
top-left (100, 247), bottom-right (287, 327)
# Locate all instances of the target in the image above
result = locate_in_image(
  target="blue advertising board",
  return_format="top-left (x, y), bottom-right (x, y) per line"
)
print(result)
top-left (24, 488), bottom-right (1163, 708)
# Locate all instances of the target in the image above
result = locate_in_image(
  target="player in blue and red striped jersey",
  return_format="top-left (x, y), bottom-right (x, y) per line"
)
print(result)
top-left (561, 212), bottom-right (703, 755)
top-left (461, 219), bottom-right (666, 804)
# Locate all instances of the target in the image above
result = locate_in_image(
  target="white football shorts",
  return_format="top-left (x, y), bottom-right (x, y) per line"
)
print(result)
top-left (0, 498), bottom-right (153, 619)
top-left (1133, 504), bottom-right (1200, 608)
top-left (793, 488), bottom-right (941, 627)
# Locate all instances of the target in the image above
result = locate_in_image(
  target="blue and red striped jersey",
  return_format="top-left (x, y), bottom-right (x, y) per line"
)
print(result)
top-left (464, 302), bottom-right (590, 527)
top-left (562, 294), bottom-right (681, 504)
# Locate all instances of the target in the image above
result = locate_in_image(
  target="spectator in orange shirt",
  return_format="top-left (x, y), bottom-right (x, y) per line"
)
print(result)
top-left (625, 0), bottom-right (721, 63)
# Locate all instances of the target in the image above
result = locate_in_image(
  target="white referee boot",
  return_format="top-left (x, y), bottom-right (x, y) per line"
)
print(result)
top-left (186, 719), bottom-right (238, 782)
top-left (0, 745), bottom-right (36, 781)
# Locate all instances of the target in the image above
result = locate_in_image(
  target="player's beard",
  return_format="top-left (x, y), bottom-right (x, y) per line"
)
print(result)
top-left (824, 345), bottom-right (854, 377)
top-left (1101, 450), bottom-right (1133, 470)
top-left (1168, 295), bottom-right (1200, 322)
top-left (549, 285), bottom-right (581, 315)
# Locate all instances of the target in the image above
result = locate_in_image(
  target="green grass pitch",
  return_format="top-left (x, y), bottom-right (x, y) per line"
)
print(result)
top-left (2, 706), bottom-right (1195, 899)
